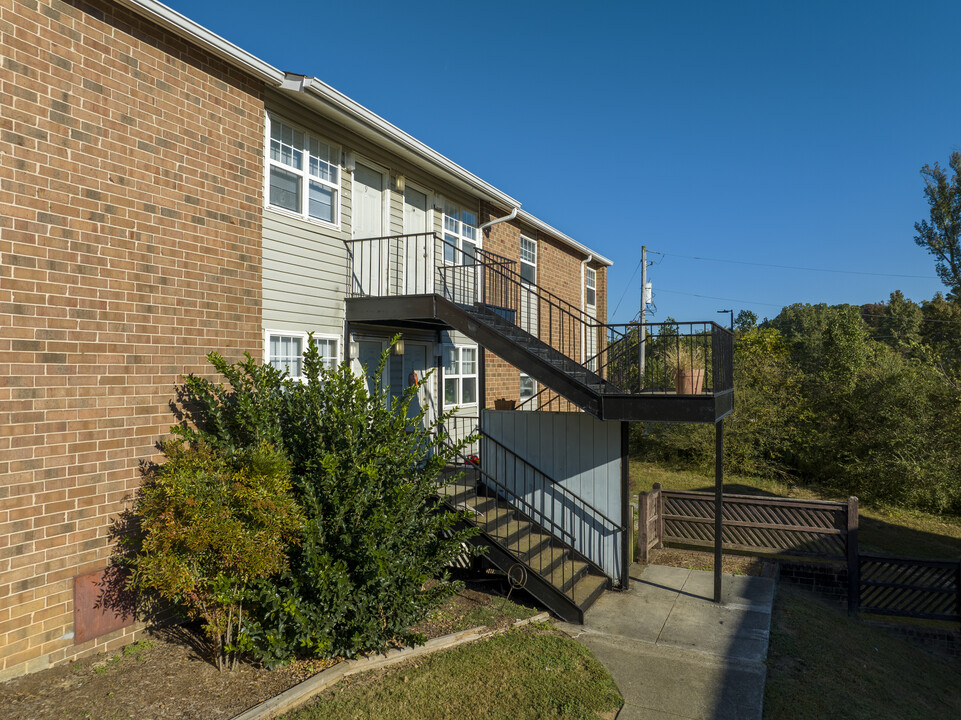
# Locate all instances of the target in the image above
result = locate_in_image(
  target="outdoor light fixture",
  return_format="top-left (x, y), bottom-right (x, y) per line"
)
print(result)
top-left (392, 174), bottom-right (406, 192)
top-left (349, 341), bottom-right (360, 359)
top-left (392, 338), bottom-right (405, 355)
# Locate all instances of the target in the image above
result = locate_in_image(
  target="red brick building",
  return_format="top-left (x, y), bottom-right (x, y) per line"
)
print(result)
top-left (0, 0), bottom-right (624, 678)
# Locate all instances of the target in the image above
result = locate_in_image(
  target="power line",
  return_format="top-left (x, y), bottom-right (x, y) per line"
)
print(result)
top-left (611, 256), bottom-right (644, 319)
top-left (656, 288), bottom-right (785, 307)
top-left (649, 250), bottom-right (934, 280)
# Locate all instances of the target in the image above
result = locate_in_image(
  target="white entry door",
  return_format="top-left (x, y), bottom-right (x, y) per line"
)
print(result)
top-left (404, 186), bottom-right (432, 294)
top-left (352, 161), bottom-right (387, 295)
top-left (403, 342), bottom-right (433, 428)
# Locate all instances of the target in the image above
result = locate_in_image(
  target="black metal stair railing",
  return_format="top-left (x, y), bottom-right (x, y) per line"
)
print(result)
top-left (345, 232), bottom-right (734, 415)
top-left (519, 320), bottom-right (734, 411)
top-left (435, 417), bottom-right (614, 603)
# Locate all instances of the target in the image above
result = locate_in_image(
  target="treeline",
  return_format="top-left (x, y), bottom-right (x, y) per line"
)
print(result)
top-left (634, 292), bottom-right (961, 515)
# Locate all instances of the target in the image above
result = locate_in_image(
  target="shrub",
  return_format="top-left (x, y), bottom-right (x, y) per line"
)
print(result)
top-left (138, 337), bottom-right (478, 668)
top-left (127, 441), bottom-right (302, 670)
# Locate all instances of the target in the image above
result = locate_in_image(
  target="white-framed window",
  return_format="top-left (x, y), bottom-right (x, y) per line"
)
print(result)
top-left (585, 266), bottom-right (597, 308)
top-left (443, 345), bottom-right (478, 407)
top-left (443, 201), bottom-right (478, 265)
top-left (266, 331), bottom-right (339, 380)
top-left (520, 236), bottom-right (536, 284)
top-left (519, 372), bottom-right (536, 403)
top-left (266, 115), bottom-right (340, 226)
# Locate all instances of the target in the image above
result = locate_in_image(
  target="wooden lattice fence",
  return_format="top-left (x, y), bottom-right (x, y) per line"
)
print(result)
top-left (636, 484), bottom-right (961, 627)
top-left (657, 488), bottom-right (856, 560)
top-left (859, 553), bottom-right (961, 624)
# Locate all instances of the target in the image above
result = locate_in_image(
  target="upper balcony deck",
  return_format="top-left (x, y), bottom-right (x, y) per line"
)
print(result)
top-left (344, 233), bottom-right (733, 424)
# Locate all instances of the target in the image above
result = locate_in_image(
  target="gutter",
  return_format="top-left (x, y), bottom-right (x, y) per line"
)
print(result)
top-left (290, 75), bottom-right (520, 210)
top-left (113, 0), bottom-right (285, 85)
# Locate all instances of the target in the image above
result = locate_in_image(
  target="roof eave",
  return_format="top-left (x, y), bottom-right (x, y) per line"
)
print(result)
top-left (286, 75), bottom-right (519, 209)
top-left (113, 0), bottom-right (285, 85)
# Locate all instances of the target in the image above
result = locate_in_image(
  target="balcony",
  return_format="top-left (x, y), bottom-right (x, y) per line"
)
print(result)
top-left (345, 233), bottom-right (733, 424)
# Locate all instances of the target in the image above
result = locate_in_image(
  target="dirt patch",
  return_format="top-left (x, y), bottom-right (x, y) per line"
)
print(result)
top-left (1, 583), bottom-right (537, 720)
top-left (646, 547), bottom-right (770, 576)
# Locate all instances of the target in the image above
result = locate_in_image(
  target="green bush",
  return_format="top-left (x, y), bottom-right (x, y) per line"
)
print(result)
top-left (139, 337), bottom-right (478, 668)
top-left (127, 441), bottom-right (302, 670)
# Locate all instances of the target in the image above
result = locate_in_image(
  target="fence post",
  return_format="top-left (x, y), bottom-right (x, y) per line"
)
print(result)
top-left (637, 492), bottom-right (648, 563)
top-left (653, 482), bottom-right (664, 549)
top-left (847, 496), bottom-right (859, 616)
top-left (956, 559), bottom-right (961, 629)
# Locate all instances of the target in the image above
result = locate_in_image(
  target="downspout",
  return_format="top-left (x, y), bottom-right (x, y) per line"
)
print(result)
top-left (478, 206), bottom-right (518, 231)
top-left (580, 254), bottom-right (593, 363)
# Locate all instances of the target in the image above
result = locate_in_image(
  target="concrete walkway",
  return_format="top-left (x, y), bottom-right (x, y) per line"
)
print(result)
top-left (557, 564), bottom-right (776, 720)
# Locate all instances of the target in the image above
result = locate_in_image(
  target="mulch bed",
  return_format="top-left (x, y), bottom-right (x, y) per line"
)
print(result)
top-left (1, 584), bottom-right (533, 720)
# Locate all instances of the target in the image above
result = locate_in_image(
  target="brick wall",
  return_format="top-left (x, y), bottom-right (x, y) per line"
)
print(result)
top-left (479, 203), bottom-right (608, 408)
top-left (0, 0), bottom-right (265, 680)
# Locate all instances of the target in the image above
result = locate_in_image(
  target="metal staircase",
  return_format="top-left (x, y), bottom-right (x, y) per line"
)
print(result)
top-left (437, 425), bottom-right (614, 623)
top-left (344, 232), bottom-right (734, 620)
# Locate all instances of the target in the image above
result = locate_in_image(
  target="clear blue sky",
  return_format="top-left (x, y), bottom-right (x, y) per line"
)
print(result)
top-left (164, 0), bottom-right (960, 325)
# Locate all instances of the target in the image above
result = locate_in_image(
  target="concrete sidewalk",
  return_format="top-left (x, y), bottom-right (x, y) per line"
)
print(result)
top-left (557, 564), bottom-right (776, 720)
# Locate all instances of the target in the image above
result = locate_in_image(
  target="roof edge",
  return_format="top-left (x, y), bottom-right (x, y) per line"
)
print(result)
top-left (114, 0), bottom-right (285, 85)
top-left (516, 209), bottom-right (613, 266)
top-left (293, 75), bottom-right (520, 209)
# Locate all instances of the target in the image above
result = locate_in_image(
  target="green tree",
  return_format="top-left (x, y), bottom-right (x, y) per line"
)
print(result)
top-left (877, 290), bottom-right (922, 351)
top-left (734, 309), bottom-right (758, 332)
top-left (914, 151), bottom-right (961, 300)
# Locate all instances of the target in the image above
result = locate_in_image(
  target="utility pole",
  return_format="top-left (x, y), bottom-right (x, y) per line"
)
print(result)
top-left (639, 245), bottom-right (647, 390)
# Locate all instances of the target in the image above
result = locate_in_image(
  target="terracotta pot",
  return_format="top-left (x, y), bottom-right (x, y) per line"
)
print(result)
top-left (675, 368), bottom-right (704, 395)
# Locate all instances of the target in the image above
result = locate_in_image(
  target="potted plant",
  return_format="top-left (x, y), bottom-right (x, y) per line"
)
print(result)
top-left (664, 342), bottom-right (706, 394)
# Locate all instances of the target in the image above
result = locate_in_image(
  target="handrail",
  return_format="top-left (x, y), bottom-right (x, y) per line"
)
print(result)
top-left (346, 232), bottom-right (734, 410)
top-left (478, 429), bottom-right (624, 533)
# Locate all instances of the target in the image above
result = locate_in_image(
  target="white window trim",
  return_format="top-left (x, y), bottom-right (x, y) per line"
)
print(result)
top-left (520, 234), bottom-right (536, 284)
top-left (585, 266), bottom-right (597, 310)
top-left (442, 201), bottom-right (481, 265)
top-left (443, 344), bottom-right (478, 408)
top-left (264, 329), bottom-right (340, 380)
top-left (519, 371), bottom-right (536, 403)
top-left (264, 114), bottom-right (342, 229)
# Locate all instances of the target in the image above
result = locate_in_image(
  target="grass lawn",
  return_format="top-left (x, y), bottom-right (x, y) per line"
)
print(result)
top-left (630, 460), bottom-right (961, 558)
top-left (282, 626), bottom-right (622, 720)
top-left (765, 585), bottom-right (961, 719)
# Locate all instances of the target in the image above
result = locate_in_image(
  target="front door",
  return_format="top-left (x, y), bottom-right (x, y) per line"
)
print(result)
top-left (356, 339), bottom-right (387, 396)
top-left (352, 161), bottom-right (387, 296)
top-left (403, 342), bottom-right (433, 428)
top-left (404, 185), bottom-right (431, 294)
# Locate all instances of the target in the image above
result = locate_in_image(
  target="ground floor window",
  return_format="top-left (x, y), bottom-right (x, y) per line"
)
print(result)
top-left (443, 345), bottom-right (477, 407)
top-left (266, 331), bottom-right (340, 379)
top-left (520, 372), bottom-right (536, 404)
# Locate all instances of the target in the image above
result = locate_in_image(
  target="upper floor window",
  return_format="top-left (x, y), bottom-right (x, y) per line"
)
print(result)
top-left (267, 116), bottom-right (340, 225)
top-left (520, 236), bottom-right (536, 284)
top-left (585, 266), bottom-right (597, 308)
top-left (443, 201), bottom-right (478, 265)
